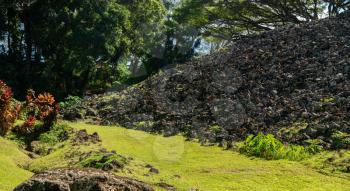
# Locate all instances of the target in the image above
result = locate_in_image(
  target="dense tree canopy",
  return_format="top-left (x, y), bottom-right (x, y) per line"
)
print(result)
top-left (175, 0), bottom-right (349, 40)
top-left (0, 0), bottom-right (348, 98)
top-left (0, 0), bottom-right (165, 98)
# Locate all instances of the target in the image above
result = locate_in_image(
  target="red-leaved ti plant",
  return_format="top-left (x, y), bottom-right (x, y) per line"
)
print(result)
top-left (35, 92), bottom-right (58, 129)
top-left (17, 116), bottom-right (37, 134)
top-left (20, 90), bottom-right (58, 134)
top-left (0, 80), bottom-right (18, 135)
top-left (26, 116), bottom-right (36, 127)
top-left (25, 89), bottom-right (37, 116)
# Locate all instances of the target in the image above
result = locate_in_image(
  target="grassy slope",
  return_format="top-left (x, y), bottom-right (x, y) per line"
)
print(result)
top-left (28, 142), bottom-right (102, 173)
top-left (62, 122), bottom-right (350, 191)
top-left (0, 138), bottom-right (32, 191)
top-left (3, 122), bottom-right (350, 191)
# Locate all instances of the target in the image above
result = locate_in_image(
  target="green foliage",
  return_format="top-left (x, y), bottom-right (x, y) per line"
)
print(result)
top-left (240, 133), bottom-right (322, 161)
top-left (109, 62), bottom-right (132, 87)
top-left (0, 0), bottom-right (349, 98)
top-left (31, 124), bottom-right (72, 156)
top-left (284, 145), bottom-right (309, 161)
top-left (278, 122), bottom-right (308, 141)
top-left (304, 149), bottom-right (350, 178)
top-left (135, 121), bottom-right (146, 128)
top-left (209, 124), bottom-right (222, 134)
top-left (117, 62), bottom-right (132, 82)
top-left (321, 97), bottom-right (336, 103)
top-left (331, 131), bottom-right (350, 149)
top-left (8, 122), bottom-right (43, 146)
top-left (306, 144), bottom-right (324, 154)
top-left (4, 122), bottom-right (350, 190)
top-left (9, 123), bottom-right (72, 155)
top-left (64, 122), bottom-right (350, 190)
top-left (137, 0), bottom-right (203, 76)
top-left (38, 124), bottom-right (72, 145)
top-left (326, 0), bottom-right (350, 16)
top-left (77, 153), bottom-right (127, 170)
top-left (0, 0), bottom-right (165, 98)
top-left (174, 0), bottom-right (334, 41)
top-left (240, 133), bottom-right (285, 160)
top-left (59, 95), bottom-right (82, 109)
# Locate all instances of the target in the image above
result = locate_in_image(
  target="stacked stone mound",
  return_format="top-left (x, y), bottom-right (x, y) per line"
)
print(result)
top-left (14, 169), bottom-right (153, 191)
top-left (64, 12), bottom-right (350, 147)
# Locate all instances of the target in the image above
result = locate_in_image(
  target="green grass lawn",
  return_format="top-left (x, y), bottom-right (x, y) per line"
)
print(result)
top-left (3, 122), bottom-right (350, 191)
top-left (0, 138), bottom-right (32, 191)
top-left (66, 122), bottom-right (350, 191)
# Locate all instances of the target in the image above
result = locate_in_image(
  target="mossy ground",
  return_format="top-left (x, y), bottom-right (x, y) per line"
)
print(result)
top-left (2, 122), bottom-right (350, 191)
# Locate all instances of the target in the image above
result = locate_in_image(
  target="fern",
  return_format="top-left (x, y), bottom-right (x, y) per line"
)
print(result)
top-left (240, 133), bottom-right (321, 161)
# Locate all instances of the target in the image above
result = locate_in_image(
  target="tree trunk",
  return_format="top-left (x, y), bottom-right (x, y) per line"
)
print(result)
top-left (7, 7), bottom-right (20, 60)
top-left (23, 6), bottom-right (32, 75)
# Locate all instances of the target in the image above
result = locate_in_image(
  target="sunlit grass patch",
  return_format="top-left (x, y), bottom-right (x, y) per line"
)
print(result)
top-left (2, 121), bottom-right (350, 191)
top-left (68, 122), bottom-right (350, 191)
top-left (0, 138), bottom-right (32, 191)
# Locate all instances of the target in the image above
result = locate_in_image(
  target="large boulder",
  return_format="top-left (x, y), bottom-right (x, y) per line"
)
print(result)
top-left (14, 169), bottom-right (153, 191)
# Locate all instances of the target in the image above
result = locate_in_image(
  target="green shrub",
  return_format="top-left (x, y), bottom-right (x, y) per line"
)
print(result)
top-left (9, 123), bottom-right (72, 155)
top-left (331, 131), bottom-right (350, 149)
top-left (34, 124), bottom-right (72, 155)
top-left (78, 153), bottom-right (128, 170)
top-left (305, 144), bottom-right (323, 154)
top-left (9, 122), bottom-right (43, 145)
top-left (284, 145), bottom-right (309, 161)
top-left (38, 124), bottom-right (72, 145)
top-left (240, 133), bottom-right (285, 160)
top-left (240, 133), bottom-right (322, 161)
top-left (209, 125), bottom-right (222, 134)
top-left (59, 95), bottom-right (82, 109)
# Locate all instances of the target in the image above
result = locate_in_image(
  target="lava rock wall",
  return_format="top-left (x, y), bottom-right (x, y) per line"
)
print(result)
top-left (63, 12), bottom-right (350, 147)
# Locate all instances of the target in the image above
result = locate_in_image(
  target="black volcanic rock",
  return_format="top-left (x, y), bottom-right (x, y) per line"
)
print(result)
top-left (14, 168), bottom-right (153, 191)
top-left (63, 12), bottom-right (350, 147)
